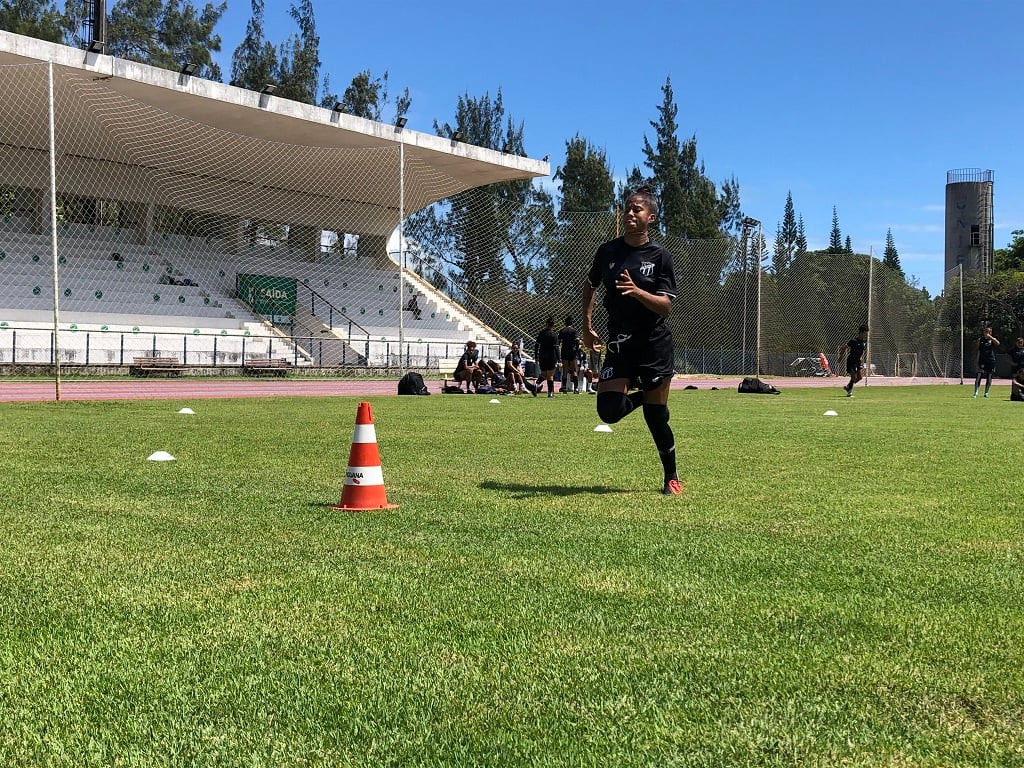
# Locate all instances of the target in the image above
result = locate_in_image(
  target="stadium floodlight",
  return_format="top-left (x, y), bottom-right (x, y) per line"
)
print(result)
top-left (332, 102), bottom-right (344, 113)
top-left (180, 62), bottom-right (198, 76)
top-left (742, 217), bottom-right (761, 228)
top-left (451, 128), bottom-right (464, 142)
top-left (501, 141), bottom-right (513, 153)
top-left (395, 116), bottom-right (408, 129)
top-left (87, 40), bottom-right (104, 54)
top-left (260, 83), bottom-right (277, 95)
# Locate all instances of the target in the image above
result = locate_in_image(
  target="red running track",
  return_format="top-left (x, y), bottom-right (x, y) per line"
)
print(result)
top-left (0, 375), bottom-right (965, 403)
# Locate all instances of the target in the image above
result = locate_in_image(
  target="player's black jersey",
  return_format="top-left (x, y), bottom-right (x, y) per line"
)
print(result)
top-left (586, 238), bottom-right (676, 342)
top-left (558, 326), bottom-right (579, 359)
top-left (978, 337), bottom-right (998, 365)
top-left (1009, 346), bottom-right (1024, 371)
top-left (847, 337), bottom-right (867, 365)
top-left (535, 328), bottom-right (558, 358)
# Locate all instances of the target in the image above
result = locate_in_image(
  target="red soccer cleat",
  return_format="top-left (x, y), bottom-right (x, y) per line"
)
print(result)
top-left (662, 478), bottom-right (684, 495)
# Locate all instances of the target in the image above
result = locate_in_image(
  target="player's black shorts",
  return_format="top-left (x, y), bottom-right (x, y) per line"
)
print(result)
top-left (978, 358), bottom-right (996, 373)
top-left (538, 353), bottom-right (558, 371)
top-left (599, 332), bottom-right (674, 391)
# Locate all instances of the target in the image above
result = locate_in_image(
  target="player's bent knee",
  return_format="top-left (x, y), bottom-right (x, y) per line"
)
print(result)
top-left (597, 392), bottom-right (633, 424)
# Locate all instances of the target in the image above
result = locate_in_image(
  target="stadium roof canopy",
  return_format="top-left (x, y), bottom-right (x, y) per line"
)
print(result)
top-left (0, 31), bottom-right (550, 235)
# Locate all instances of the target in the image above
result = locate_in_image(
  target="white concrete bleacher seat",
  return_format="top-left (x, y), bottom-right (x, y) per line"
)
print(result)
top-left (0, 225), bottom-right (492, 357)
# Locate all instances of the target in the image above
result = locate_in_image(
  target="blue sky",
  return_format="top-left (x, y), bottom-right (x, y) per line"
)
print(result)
top-left (212, 1), bottom-right (1024, 297)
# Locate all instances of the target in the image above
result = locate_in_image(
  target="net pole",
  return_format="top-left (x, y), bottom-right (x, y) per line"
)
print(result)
top-left (397, 135), bottom-right (405, 375)
top-left (47, 61), bottom-right (61, 401)
top-left (865, 246), bottom-right (873, 386)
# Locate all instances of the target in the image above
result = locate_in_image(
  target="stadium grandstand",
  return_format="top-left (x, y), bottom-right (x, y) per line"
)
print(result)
top-left (0, 30), bottom-right (548, 376)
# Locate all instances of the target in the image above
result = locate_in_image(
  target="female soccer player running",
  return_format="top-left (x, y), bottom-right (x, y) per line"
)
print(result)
top-left (580, 186), bottom-right (682, 495)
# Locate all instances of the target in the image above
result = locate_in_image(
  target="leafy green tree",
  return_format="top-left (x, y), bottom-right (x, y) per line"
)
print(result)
top-left (337, 70), bottom-right (381, 117)
top-left (407, 90), bottom-right (556, 334)
top-left (229, 0), bottom-right (276, 90)
top-left (618, 167), bottom-right (647, 207)
top-left (554, 135), bottom-right (614, 217)
top-left (985, 270), bottom-right (1024, 335)
top-left (828, 206), bottom-right (843, 254)
top-left (0, 0), bottom-right (67, 42)
top-left (273, 0), bottom-right (318, 103)
top-left (335, 69), bottom-right (409, 122)
top-left (883, 227), bottom-right (903, 277)
top-left (550, 135), bottom-right (616, 324)
top-left (994, 229), bottom-right (1024, 272)
top-left (98, 0), bottom-right (226, 80)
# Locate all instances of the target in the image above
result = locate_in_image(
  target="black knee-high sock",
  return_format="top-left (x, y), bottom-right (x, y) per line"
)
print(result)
top-left (547, 379), bottom-right (554, 394)
top-left (643, 404), bottom-right (676, 480)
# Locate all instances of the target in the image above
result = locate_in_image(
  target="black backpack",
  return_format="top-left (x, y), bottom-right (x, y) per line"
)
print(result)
top-left (397, 371), bottom-right (430, 395)
top-left (738, 376), bottom-right (781, 395)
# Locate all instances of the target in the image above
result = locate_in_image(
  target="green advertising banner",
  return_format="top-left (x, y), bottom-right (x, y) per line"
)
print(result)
top-left (238, 273), bottom-right (297, 318)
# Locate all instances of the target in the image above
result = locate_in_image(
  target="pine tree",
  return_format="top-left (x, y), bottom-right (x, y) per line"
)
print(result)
top-left (883, 228), bottom-right (903, 276)
top-left (828, 206), bottom-right (844, 254)
top-left (845, 235), bottom-right (853, 254)
top-left (274, 0), bottom-right (319, 104)
top-left (796, 215), bottom-right (808, 257)
top-left (641, 79), bottom-right (685, 238)
top-left (773, 191), bottom-right (798, 272)
top-left (771, 221), bottom-right (785, 274)
top-left (641, 76), bottom-right (740, 239)
top-left (230, 0), bottom-right (277, 91)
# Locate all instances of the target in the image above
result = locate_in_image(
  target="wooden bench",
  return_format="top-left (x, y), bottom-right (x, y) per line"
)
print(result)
top-left (243, 357), bottom-right (291, 377)
top-left (439, 357), bottom-right (465, 392)
top-left (130, 356), bottom-right (185, 377)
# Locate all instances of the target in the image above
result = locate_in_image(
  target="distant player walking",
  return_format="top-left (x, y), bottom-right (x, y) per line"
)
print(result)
top-left (581, 185), bottom-right (682, 495)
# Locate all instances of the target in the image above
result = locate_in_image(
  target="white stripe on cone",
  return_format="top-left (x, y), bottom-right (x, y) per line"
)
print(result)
top-left (344, 465), bottom-right (385, 486)
top-left (352, 424), bottom-right (377, 443)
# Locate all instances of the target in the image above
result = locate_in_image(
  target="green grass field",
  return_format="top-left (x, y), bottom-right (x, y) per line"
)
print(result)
top-left (1, 385), bottom-right (1021, 767)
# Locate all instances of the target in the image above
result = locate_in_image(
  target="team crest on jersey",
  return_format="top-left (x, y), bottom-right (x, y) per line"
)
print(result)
top-left (639, 261), bottom-right (655, 277)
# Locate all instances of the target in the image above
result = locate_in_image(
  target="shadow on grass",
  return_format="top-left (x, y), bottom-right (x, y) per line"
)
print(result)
top-left (479, 480), bottom-right (627, 497)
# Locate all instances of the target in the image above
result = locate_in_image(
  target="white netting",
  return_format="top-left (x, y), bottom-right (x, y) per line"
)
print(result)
top-left (0, 61), bottom-right (964, 378)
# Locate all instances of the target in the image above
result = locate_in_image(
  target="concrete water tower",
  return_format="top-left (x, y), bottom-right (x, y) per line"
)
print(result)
top-left (945, 168), bottom-right (994, 276)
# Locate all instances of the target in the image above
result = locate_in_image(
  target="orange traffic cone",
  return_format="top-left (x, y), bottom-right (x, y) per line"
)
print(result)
top-left (332, 401), bottom-right (398, 511)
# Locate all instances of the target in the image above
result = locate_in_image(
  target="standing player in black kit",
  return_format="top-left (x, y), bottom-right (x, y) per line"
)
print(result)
top-left (581, 186), bottom-right (682, 495)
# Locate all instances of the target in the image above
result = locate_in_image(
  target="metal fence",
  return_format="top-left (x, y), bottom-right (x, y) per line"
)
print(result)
top-left (0, 60), bottom-right (961, 383)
